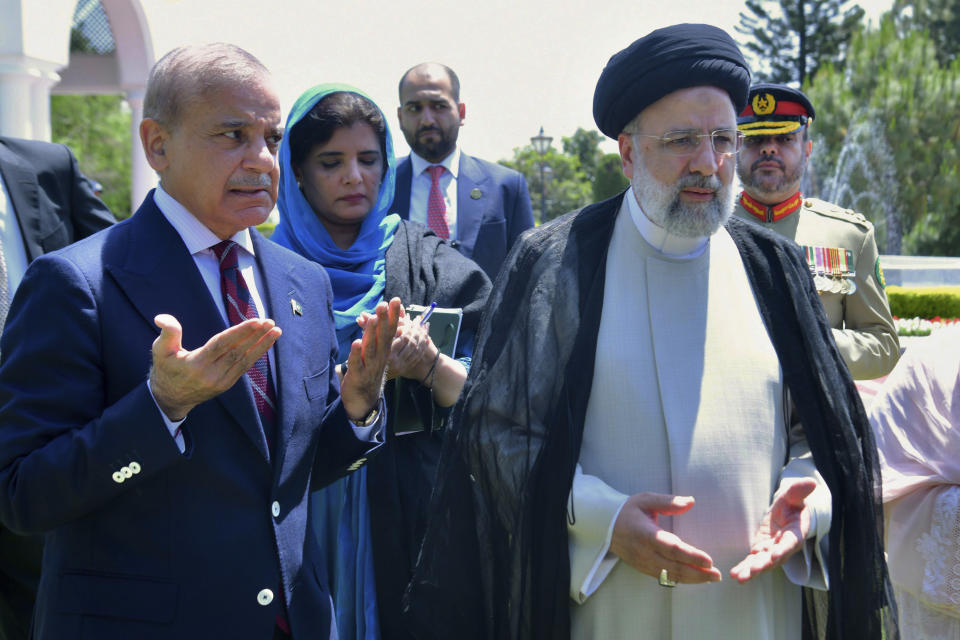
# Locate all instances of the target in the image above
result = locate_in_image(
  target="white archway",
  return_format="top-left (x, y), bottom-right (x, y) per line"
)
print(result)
top-left (0, 0), bottom-right (155, 211)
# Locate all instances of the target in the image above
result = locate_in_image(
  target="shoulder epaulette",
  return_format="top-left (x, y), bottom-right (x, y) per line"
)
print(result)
top-left (802, 197), bottom-right (871, 228)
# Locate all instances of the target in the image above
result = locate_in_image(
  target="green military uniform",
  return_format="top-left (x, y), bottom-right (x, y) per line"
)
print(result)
top-left (734, 194), bottom-right (899, 379)
top-left (737, 82), bottom-right (899, 379)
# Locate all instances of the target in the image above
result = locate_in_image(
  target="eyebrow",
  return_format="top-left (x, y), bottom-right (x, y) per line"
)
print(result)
top-left (215, 119), bottom-right (283, 134)
top-left (664, 127), bottom-right (736, 133)
top-left (217, 119), bottom-right (249, 129)
top-left (314, 149), bottom-right (381, 157)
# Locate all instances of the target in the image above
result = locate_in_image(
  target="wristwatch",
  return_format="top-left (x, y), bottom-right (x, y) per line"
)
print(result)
top-left (350, 397), bottom-right (382, 427)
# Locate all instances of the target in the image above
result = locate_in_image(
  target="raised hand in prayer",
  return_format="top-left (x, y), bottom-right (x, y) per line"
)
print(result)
top-left (340, 297), bottom-right (402, 421)
top-left (385, 312), bottom-right (436, 381)
top-left (729, 477), bottom-right (816, 583)
top-left (150, 313), bottom-right (281, 421)
top-left (611, 492), bottom-right (723, 585)
top-left (371, 306), bottom-right (468, 408)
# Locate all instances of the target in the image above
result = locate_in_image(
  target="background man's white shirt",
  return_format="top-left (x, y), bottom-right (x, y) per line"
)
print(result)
top-left (0, 173), bottom-right (31, 294)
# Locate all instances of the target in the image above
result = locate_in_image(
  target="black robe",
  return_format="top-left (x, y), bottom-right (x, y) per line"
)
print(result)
top-left (404, 192), bottom-right (898, 639)
top-left (367, 220), bottom-right (491, 639)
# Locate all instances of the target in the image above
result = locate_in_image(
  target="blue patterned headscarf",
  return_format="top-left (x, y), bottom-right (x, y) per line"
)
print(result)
top-left (272, 83), bottom-right (400, 357)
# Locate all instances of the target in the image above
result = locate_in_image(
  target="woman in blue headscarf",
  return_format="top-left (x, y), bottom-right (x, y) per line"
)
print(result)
top-left (272, 84), bottom-right (491, 640)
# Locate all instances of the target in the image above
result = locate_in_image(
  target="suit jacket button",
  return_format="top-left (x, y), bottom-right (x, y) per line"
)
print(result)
top-left (257, 588), bottom-right (274, 605)
top-left (112, 471), bottom-right (124, 484)
top-left (120, 466), bottom-right (133, 479)
top-left (129, 462), bottom-right (141, 474)
top-left (271, 501), bottom-right (280, 518)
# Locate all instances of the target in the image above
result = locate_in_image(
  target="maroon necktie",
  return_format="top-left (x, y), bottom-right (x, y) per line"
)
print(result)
top-left (211, 240), bottom-right (277, 450)
top-left (426, 165), bottom-right (450, 239)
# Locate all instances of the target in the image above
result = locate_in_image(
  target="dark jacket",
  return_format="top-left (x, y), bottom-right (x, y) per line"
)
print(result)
top-left (369, 219), bottom-right (491, 639)
top-left (0, 136), bottom-right (114, 640)
top-left (392, 154), bottom-right (534, 282)
top-left (0, 195), bottom-right (381, 639)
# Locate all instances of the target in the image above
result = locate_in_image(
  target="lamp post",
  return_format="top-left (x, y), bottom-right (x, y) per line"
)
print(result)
top-left (530, 126), bottom-right (553, 224)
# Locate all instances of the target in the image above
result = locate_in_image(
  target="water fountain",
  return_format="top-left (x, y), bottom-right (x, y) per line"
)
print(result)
top-left (813, 117), bottom-right (902, 255)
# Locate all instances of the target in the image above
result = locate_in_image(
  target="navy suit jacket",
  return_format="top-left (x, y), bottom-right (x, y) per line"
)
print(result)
top-left (0, 194), bottom-right (381, 639)
top-left (0, 136), bottom-right (115, 640)
top-left (392, 153), bottom-right (533, 281)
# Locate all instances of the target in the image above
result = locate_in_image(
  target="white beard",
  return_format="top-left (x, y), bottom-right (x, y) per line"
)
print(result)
top-left (631, 155), bottom-right (736, 238)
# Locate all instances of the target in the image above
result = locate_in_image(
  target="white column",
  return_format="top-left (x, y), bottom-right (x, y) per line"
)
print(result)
top-left (124, 87), bottom-right (154, 211)
top-left (0, 62), bottom-right (38, 139)
top-left (29, 68), bottom-right (60, 142)
top-left (0, 58), bottom-right (61, 141)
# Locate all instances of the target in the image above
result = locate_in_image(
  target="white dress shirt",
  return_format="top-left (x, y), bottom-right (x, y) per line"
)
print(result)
top-left (148, 184), bottom-right (275, 452)
top-left (0, 171), bottom-right (31, 295)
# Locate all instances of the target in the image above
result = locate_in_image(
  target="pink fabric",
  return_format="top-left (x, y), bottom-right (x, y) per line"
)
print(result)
top-left (870, 327), bottom-right (960, 502)
top-left (855, 375), bottom-right (888, 408)
top-left (426, 165), bottom-right (450, 239)
top-left (869, 328), bottom-right (960, 627)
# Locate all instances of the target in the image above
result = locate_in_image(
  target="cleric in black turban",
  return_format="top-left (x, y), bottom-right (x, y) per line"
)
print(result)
top-left (405, 22), bottom-right (898, 640)
top-left (592, 23), bottom-right (751, 138)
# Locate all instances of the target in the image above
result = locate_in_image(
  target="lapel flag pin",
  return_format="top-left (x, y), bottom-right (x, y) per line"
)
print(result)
top-left (290, 299), bottom-right (303, 316)
top-left (470, 187), bottom-right (482, 200)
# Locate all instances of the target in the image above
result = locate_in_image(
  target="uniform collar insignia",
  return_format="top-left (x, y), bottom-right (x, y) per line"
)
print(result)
top-left (739, 191), bottom-right (803, 223)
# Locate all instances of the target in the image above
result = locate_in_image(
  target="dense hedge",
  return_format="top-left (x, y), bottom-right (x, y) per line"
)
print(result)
top-left (887, 286), bottom-right (960, 319)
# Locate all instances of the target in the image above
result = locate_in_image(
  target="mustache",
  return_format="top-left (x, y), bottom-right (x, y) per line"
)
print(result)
top-left (676, 173), bottom-right (722, 191)
top-left (227, 174), bottom-right (273, 189)
top-left (416, 126), bottom-right (443, 136)
top-left (751, 157), bottom-right (785, 172)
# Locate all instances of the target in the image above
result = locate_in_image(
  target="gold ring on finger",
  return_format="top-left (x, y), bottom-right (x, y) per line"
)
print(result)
top-left (658, 569), bottom-right (677, 588)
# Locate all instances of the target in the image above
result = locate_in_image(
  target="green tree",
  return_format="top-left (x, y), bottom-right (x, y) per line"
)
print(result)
top-left (501, 146), bottom-right (592, 224)
top-left (892, 0), bottom-right (960, 65)
top-left (593, 153), bottom-right (629, 202)
top-left (502, 128), bottom-right (629, 222)
top-left (51, 94), bottom-right (132, 219)
top-left (736, 0), bottom-right (865, 85)
top-left (562, 128), bottom-right (603, 179)
top-left (805, 14), bottom-right (960, 256)
top-left (69, 27), bottom-right (97, 54)
top-left (560, 127), bottom-right (629, 201)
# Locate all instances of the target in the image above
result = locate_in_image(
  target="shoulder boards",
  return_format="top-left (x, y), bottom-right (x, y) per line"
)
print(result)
top-left (802, 198), bottom-right (870, 227)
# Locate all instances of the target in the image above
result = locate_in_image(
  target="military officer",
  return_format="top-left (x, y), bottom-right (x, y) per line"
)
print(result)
top-left (735, 83), bottom-right (900, 380)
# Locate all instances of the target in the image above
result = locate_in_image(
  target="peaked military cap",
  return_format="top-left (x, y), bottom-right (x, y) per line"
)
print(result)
top-left (738, 83), bottom-right (815, 136)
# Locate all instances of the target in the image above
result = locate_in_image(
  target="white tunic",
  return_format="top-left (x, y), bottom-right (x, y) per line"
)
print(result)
top-left (568, 196), bottom-right (830, 639)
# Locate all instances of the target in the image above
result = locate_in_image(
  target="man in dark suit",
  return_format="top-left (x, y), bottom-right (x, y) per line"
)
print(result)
top-left (0, 136), bottom-right (115, 640)
top-left (0, 43), bottom-right (399, 639)
top-left (393, 63), bottom-right (534, 280)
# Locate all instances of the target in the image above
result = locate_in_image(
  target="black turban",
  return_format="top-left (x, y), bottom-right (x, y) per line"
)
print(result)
top-left (593, 23), bottom-right (751, 138)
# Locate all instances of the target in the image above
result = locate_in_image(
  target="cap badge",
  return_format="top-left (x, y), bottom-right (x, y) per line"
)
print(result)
top-left (753, 93), bottom-right (776, 115)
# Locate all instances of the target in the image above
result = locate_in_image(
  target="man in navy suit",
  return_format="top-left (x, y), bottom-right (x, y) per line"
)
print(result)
top-left (0, 137), bottom-right (115, 640)
top-left (0, 43), bottom-right (399, 639)
top-left (393, 63), bottom-right (534, 280)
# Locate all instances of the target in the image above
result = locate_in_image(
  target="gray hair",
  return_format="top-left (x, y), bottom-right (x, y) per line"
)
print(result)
top-left (621, 112), bottom-right (644, 136)
top-left (144, 43), bottom-right (269, 129)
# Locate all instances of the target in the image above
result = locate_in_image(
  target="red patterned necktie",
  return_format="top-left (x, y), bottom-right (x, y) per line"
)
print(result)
top-left (426, 165), bottom-right (450, 239)
top-left (211, 240), bottom-right (277, 451)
